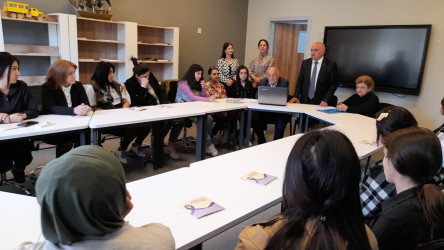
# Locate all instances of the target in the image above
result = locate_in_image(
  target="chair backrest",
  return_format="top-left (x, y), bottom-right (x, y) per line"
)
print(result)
top-left (162, 79), bottom-right (180, 103)
top-left (28, 85), bottom-right (42, 112)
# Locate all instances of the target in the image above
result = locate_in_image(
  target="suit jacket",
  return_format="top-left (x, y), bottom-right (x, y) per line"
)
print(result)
top-left (255, 77), bottom-right (289, 99)
top-left (293, 57), bottom-right (338, 104)
top-left (41, 81), bottom-right (90, 115)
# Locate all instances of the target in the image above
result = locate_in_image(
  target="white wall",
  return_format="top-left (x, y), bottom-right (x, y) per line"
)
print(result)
top-left (245, 0), bottom-right (444, 129)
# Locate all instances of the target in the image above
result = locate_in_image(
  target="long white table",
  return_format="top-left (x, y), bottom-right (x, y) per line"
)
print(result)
top-left (0, 191), bottom-right (42, 250)
top-left (88, 101), bottom-right (248, 169)
top-left (0, 114), bottom-right (91, 145)
top-left (126, 135), bottom-right (301, 249)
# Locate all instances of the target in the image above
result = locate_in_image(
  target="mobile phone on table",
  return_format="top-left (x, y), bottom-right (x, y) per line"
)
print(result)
top-left (17, 121), bottom-right (39, 127)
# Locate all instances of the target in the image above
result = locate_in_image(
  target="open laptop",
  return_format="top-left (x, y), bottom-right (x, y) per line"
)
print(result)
top-left (257, 86), bottom-right (288, 106)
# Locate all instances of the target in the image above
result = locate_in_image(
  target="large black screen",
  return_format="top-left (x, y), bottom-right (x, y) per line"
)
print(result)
top-left (323, 25), bottom-right (431, 95)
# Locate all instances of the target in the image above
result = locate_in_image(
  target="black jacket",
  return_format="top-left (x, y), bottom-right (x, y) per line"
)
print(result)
top-left (124, 74), bottom-right (165, 106)
top-left (0, 80), bottom-right (39, 119)
top-left (41, 81), bottom-right (90, 115)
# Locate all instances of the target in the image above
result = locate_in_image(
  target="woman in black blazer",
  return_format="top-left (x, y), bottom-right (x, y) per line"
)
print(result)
top-left (41, 60), bottom-right (91, 157)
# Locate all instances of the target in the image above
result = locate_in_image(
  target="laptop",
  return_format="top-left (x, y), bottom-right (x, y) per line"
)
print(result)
top-left (257, 86), bottom-right (288, 106)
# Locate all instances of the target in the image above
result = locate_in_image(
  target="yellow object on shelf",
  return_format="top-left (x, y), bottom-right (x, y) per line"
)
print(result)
top-left (2, 1), bottom-right (45, 20)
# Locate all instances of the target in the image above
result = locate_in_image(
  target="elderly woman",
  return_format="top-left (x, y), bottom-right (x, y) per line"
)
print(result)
top-left (336, 75), bottom-right (379, 117)
top-left (18, 145), bottom-right (175, 249)
top-left (41, 60), bottom-right (91, 157)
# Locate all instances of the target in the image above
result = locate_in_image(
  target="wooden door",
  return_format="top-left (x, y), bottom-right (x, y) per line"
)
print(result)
top-left (273, 23), bottom-right (307, 96)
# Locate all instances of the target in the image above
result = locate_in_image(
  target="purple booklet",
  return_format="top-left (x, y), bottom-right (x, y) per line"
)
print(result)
top-left (178, 197), bottom-right (225, 219)
top-left (241, 171), bottom-right (277, 186)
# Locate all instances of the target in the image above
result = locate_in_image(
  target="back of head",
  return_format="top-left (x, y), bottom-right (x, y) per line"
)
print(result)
top-left (36, 146), bottom-right (126, 245)
top-left (130, 57), bottom-right (150, 76)
top-left (376, 106), bottom-right (417, 143)
top-left (384, 127), bottom-right (444, 244)
top-left (46, 60), bottom-right (77, 90)
top-left (384, 127), bottom-right (442, 184)
top-left (267, 130), bottom-right (371, 250)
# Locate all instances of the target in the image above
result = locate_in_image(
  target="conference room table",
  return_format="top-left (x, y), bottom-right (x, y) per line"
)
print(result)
top-left (88, 101), bottom-right (248, 169)
top-left (0, 113), bottom-right (92, 145)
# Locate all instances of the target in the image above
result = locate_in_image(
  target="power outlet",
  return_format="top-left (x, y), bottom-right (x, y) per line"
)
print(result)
top-left (197, 28), bottom-right (202, 34)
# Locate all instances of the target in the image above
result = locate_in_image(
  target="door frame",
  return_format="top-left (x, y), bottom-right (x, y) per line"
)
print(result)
top-left (268, 17), bottom-right (312, 58)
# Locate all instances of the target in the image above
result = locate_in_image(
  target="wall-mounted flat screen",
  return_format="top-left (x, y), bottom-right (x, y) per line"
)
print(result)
top-left (323, 25), bottom-right (431, 95)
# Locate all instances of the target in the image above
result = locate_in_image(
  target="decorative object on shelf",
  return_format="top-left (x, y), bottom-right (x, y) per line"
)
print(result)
top-left (69, 0), bottom-right (112, 20)
top-left (2, 1), bottom-right (45, 21)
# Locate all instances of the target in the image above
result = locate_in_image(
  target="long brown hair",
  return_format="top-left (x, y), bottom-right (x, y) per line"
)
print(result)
top-left (46, 60), bottom-right (77, 90)
top-left (385, 127), bottom-right (444, 246)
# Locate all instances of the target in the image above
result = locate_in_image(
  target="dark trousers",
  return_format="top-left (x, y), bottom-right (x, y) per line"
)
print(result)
top-left (0, 140), bottom-right (33, 172)
top-left (253, 112), bottom-right (289, 143)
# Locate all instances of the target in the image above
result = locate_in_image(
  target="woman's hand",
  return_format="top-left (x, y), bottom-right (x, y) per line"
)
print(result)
top-left (209, 95), bottom-right (216, 102)
top-left (200, 80), bottom-right (206, 89)
top-left (0, 113), bottom-right (10, 123)
top-left (9, 113), bottom-right (26, 123)
top-left (336, 103), bottom-right (348, 112)
top-left (140, 77), bottom-right (149, 88)
top-left (73, 103), bottom-right (91, 116)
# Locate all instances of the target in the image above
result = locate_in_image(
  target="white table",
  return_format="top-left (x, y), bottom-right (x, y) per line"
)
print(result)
top-left (0, 114), bottom-right (91, 145)
top-left (126, 135), bottom-right (300, 249)
top-left (0, 191), bottom-right (42, 250)
top-left (88, 102), bottom-right (248, 168)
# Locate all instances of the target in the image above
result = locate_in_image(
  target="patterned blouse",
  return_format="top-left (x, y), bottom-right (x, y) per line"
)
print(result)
top-left (249, 53), bottom-right (274, 79)
top-left (205, 82), bottom-right (227, 99)
top-left (217, 58), bottom-right (239, 84)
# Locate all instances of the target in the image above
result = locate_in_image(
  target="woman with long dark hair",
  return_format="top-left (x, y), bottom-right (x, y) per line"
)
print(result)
top-left (236, 130), bottom-right (377, 249)
top-left (175, 64), bottom-right (219, 156)
top-left (91, 61), bottom-right (151, 164)
top-left (249, 39), bottom-right (274, 87)
top-left (369, 127), bottom-right (444, 249)
top-left (216, 42), bottom-right (239, 87)
top-left (0, 52), bottom-right (39, 183)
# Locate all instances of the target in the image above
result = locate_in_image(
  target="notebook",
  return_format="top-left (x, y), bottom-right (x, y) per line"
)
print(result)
top-left (257, 86), bottom-right (288, 106)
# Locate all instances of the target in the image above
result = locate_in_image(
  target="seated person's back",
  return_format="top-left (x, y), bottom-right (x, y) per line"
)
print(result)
top-left (18, 146), bottom-right (175, 250)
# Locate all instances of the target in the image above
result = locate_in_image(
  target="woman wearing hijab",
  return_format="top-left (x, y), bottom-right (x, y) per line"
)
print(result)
top-left (18, 145), bottom-right (175, 250)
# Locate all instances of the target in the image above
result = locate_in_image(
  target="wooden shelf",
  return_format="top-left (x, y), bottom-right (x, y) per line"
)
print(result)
top-left (5, 44), bottom-right (60, 57)
top-left (19, 76), bottom-right (46, 85)
top-left (78, 38), bottom-right (124, 44)
top-left (1, 11), bottom-right (58, 24)
top-left (78, 59), bottom-right (125, 63)
top-left (139, 60), bottom-right (173, 64)
top-left (138, 42), bottom-right (172, 47)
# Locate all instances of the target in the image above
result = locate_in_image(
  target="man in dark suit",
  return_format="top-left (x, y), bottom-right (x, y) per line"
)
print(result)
top-left (254, 66), bottom-right (290, 144)
top-left (289, 42), bottom-right (338, 107)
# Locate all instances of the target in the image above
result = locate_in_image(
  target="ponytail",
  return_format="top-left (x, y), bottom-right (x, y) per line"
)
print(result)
top-left (417, 184), bottom-right (444, 243)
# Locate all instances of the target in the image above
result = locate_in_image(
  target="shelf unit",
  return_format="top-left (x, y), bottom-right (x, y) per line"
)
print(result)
top-left (0, 12), bottom-right (70, 85)
top-left (137, 24), bottom-right (178, 82)
top-left (0, 12), bottom-right (179, 85)
top-left (71, 16), bottom-right (135, 84)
